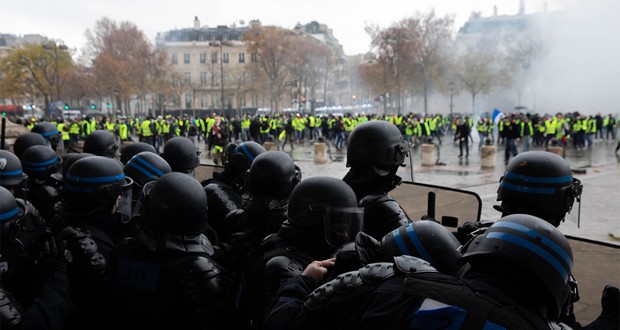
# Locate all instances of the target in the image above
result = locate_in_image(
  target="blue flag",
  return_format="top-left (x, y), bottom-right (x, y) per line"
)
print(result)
top-left (492, 108), bottom-right (504, 125)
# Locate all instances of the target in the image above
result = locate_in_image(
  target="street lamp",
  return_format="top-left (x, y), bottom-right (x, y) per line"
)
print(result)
top-left (210, 37), bottom-right (233, 114)
top-left (448, 81), bottom-right (455, 116)
top-left (43, 42), bottom-right (68, 110)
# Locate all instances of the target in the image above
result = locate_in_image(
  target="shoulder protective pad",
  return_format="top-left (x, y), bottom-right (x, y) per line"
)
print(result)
top-left (393, 255), bottom-right (438, 276)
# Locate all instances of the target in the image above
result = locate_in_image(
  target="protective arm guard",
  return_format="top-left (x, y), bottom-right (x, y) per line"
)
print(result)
top-left (204, 182), bottom-right (242, 233)
top-left (0, 287), bottom-right (22, 330)
top-left (304, 262), bottom-right (397, 312)
top-left (178, 255), bottom-right (236, 328)
top-left (57, 226), bottom-right (108, 276)
top-left (360, 194), bottom-right (412, 240)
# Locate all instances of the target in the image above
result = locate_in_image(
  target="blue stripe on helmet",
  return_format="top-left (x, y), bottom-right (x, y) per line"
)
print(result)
top-left (0, 207), bottom-right (18, 220)
top-left (128, 160), bottom-right (158, 180)
top-left (405, 224), bottom-right (434, 266)
top-left (505, 171), bottom-right (572, 184)
top-left (392, 228), bottom-right (411, 256)
top-left (487, 232), bottom-right (569, 282)
top-left (134, 156), bottom-right (165, 177)
top-left (500, 181), bottom-right (555, 194)
top-left (38, 130), bottom-right (58, 137)
top-left (492, 221), bottom-right (572, 269)
top-left (0, 170), bottom-right (23, 176)
top-left (65, 172), bottom-right (125, 184)
top-left (21, 155), bottom-right (59, 167)
top-left (238, 144), bottom-right (256, 162)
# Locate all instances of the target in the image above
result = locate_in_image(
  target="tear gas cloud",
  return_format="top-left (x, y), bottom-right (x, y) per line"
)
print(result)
top-left (526, 0), bottom-right (620, 116)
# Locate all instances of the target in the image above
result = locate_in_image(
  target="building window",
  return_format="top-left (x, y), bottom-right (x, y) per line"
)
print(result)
top-left (200, 53), bottom-right (206, 64)
top-left (251, 52), bottom-right (258, 63)
top-left (184, 53), bottom-right (190, 64)
top-left (200, 72), bottom-right (207, 86)
top-left (184, 72), bottom-right (191, 84)
top-left (200, 93), bottom-right (208, 108)
top-left (212, 72), bottom-right (220, 86)
top-left (171, 53), bottom-right (178, 65)
top-left (223, 53), bottom-right (229, 64)
top-left (185, 94), bottom-right (192, 109)
top-left (238, 53), bottom-right (245, 63)
top-left (211, 52), bottom-right (218, 64)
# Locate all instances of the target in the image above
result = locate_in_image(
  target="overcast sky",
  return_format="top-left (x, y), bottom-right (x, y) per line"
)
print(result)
top-left (2, 0), bottom-right (576, 55)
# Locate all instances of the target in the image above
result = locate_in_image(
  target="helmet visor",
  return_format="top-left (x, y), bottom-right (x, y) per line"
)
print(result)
top-left (116, 177), bottom-right (134, 224)
top-left (323, 206), bottom-right (363, 247)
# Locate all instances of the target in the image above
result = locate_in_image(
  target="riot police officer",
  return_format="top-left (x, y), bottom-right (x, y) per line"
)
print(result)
top-left (49, 156), bottom-right (133, 330)
top-left (109, 172), bottom-right (236, 329)
top-left (19, 145), bottom-right (63, 222)
top-left (161, 136), bottom-right (199, 175)
top-left (0, 186), bottom-right (72, 330)
top-left (217, 151), bottom-right (300, 274)
top-left (82, 130), bottom-right (118, 158)
top-left (119, 141), bottom-right (157, 165)
top-left (264, 214), bottom-right (578, 330)
top-left (236, 176), bottom-right (363, 329)
top-left (495, 150), bottom-right (582, 227)
top-left (31, 121), bottom-right (61, 152)
top-left (12, 133), bottom-right (48, 159)
top-left (342, 120), bottom-right (412, 240)
top-left (203, 141), bottom-right (266, 242)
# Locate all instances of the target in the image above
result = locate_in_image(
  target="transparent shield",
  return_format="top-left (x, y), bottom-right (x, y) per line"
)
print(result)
top-left (391, 181), bottom-right (482, 228)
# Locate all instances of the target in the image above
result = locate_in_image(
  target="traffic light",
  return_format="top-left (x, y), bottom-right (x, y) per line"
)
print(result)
top-left (91, 104), bottom-right (96, 110)
top-left (301, 96), bottom-right (306, 102)
top-left (107, 103), bottom-right (111, 109)
top-left (64, 105), bottom-right (69, 110)
top-left (1, 111), bottom-right (6, 116)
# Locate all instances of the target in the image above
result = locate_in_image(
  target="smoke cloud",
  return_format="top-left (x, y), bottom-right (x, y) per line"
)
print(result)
top-left (526, 0), bottom-right (620, 116)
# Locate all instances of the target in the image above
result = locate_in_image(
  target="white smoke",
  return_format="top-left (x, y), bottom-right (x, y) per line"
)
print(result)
top-left (525, 0), bottom-right (620, 116)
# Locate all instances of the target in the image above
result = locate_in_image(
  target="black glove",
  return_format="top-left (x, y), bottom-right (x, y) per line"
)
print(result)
top-left (37, 232), bottom-right (67, 277)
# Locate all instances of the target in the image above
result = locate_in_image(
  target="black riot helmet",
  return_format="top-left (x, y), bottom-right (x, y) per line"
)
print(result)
top-left (120, 142), bottom-right (157, 165)
top-left (20, 145), bottom-right (62, 179)
top-left (378, 221), bottom-right (462, 275)
top-left (0, 186), bottom-right (20, 247)
top-left (459, 214), bottom-right (573, 319)
top-left (13, 133), bottom-right (48, 159)
top-left (246, 150), bottom-right (300, 199)
top-left (346, 120), bottom-right (408, 171)
top-left (83, 130), bottom-right (118, 158)
top-left (61, 153), bottom-right (94, 178)
top-left (282, 176), bottom-right (363, 247)
top-left (496, 151), bottom-right (582, 227)
top-left (62, 156), bottom-right (133, 215)
top-left (225, 141), bottom-right (266, 175)
top-left (142, 172), bottom-right (208, 235)
top-left (124, 151), bottom-right (171, 189)
top-left (31, 122), bottom-right (61, 151)
top-left (0, 150), bottom-right (27, 188)
top-left (162, 137), bottom-right (199, 174)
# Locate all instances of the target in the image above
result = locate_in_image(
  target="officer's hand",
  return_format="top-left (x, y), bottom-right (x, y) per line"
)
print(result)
top-left (302, 258), bottom-right (336, 286)
top-left (38, 232), bottom-right (67, 275)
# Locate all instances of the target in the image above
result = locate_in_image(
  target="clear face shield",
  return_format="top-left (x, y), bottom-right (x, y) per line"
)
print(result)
top-left (323, 206), bottom-right (364, 248)
top-left (131, 180), bottom-right (156, 220)
top-left (115, 177), bottom-right (134, 224)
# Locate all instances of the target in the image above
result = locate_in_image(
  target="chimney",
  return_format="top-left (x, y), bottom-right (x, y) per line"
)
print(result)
top-left (194, 16), bottom-right (200, 30)
top-left (519, 0), bottom-right (525, 15)
top-left (493, 5), bottom-right (498, 16)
